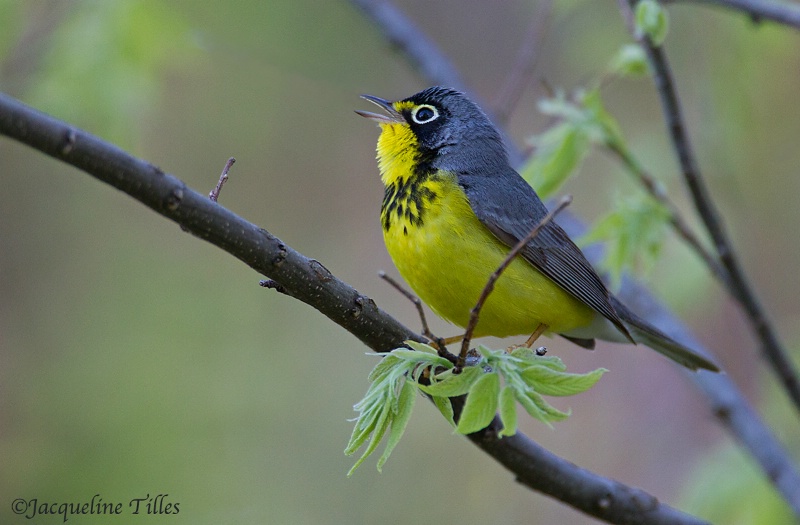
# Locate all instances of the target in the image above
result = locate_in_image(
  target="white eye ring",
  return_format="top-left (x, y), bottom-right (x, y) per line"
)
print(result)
top-left (411, 104), bottom-right (439, 124)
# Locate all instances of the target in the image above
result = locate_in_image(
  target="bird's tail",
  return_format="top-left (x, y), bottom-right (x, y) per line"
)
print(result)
top-left (610, 296), bottom-right (720, 372)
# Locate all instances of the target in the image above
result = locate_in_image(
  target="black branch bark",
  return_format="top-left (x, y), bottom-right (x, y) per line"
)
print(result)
top-left (1, 92), bottom-right (711, 525)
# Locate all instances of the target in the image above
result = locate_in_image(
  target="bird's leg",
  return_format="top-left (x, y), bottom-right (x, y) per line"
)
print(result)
top-left (437, 334), bottom-right (465, 346)
top-left (523, 323), bottom-right (549, 348)
top-left (504, 323), bottom-right (549, 354)
top-left (422, 335), bottom-right (464, 352)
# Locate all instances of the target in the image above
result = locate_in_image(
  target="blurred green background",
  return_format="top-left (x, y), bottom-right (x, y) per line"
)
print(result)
top-left (1, 1), bottom-right (799, 523)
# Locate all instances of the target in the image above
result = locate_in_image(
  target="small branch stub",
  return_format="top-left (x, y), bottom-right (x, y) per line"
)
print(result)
top-left (209, 157), bottom-right (236, 202)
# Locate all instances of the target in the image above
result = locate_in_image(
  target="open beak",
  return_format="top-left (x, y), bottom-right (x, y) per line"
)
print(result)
top-left (355, 94), bottom-right (404, 124)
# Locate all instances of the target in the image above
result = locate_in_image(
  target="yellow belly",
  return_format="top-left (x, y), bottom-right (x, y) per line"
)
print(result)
top-left (383, 173), bottom-right (594, 338)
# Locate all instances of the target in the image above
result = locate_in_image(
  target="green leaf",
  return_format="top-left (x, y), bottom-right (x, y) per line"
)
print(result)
top-left (608, 43), bottom-right (648, 77)
top-left (433, 395), bottom-right (456, 427)
top-left (368, 354), bottom-right (403, 382)
top-left (419, 365), bottom-right (482, 397)
top-left (477, 344), bottom-right (504, 359)
top-left (510, 348), bottom-right (567, 371)
top-left (388, 344), bottom-right (453, 370)
top-left (345, 410), bottom-right (378, 456)
top-left (456, 372), bottom-right (500, 434)
top-left (347, 388), bottom-right (389, 456)
top-left (521, 87), bottom-right (629, 199)
top-left (347, 402), bottom-right (392, 476)
top-left (498, 386), bottom-right (518, 437)
top-left (348, 336), bottom-right (607, 475)
top-left (635, 0), bottom-right (670, 46)
top-left (385, 348), bottom-right (430, 362)
top-left (404, 340), bottom-right (440, 355)
top-left (521, 121), bottom-right (591, 199)
top-left (377, 378), bottom-right (417, 472)
top-left (520, 366), bottom-right (607, 397)
top-left (514, 388), bottom-right (570, 426)
top-left (513, 388), bottom-right (548, 425)
top-left (579, 193), bottom-right (670, 288)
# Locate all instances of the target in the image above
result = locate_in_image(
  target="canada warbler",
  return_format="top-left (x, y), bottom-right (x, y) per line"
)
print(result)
top-left (357, 86), bottom-right (718, 372)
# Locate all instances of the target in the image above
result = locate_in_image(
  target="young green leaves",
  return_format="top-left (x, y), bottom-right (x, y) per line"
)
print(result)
top-left (520, 87), bottom-right (624, 201)
top-left (345, 342), bottom-right (606, 474)
top-left (344, 341), bottom-right (449, 476)
top-left (579, 193), bottom-right (670, 289)
top-left (635, 0), bottom-right (670, 47)
top-left (435, 346), bottom-right (606, 436)
top-left (520, 51), bottom-right (676, 288)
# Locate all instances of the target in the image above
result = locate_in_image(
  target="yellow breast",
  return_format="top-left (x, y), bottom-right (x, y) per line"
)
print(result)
top-left (376, 122), bottom-right (594, 338)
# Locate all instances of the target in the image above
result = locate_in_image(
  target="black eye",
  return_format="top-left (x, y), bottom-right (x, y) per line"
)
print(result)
top-left (411, 104), bottom-right (439, 124)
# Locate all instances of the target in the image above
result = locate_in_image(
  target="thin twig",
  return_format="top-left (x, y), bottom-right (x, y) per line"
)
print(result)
top-left (378, 270), bottom-right (458, 363)
top-left (492, 0), bottom-right (554, 124)
top-left (664, 0), bottom-right (800, 29)
top-left (209, 157), bottom-right (235, 202)
top-left (458, 195), bottom-right (573, 368)
top-left (379, 271), bottom-right (432, 335)
top-left (622, 0), bottom-right (800, 414)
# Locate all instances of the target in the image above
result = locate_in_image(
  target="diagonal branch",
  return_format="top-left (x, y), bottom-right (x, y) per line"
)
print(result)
top-left (0, 92), bottom-right (710, 525)
top-left (352, 0), bottom-right (800, 515)
top-left (621, 0), bottom-right (800, 415)
top-left (349, 0), bottom-right (468, 91)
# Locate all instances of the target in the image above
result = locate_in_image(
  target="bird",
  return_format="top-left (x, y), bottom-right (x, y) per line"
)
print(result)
top-left (357, 86), bottom-right (718, 372)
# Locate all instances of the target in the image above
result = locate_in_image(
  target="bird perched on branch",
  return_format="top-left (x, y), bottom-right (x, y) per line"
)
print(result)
top-left (358, 86), bottom-right (718, 372)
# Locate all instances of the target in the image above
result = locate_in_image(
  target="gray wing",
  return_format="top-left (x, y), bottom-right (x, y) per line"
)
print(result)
top-left (457, 169), bottom-right (633, 341)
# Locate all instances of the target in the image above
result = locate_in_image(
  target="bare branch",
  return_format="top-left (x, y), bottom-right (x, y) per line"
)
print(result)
top-left (349, 0), bottom-right (467, 91)
top-left (622, 0), bottom-right (800, 415)
top-left (467, 415), bottom-right (710, 525)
